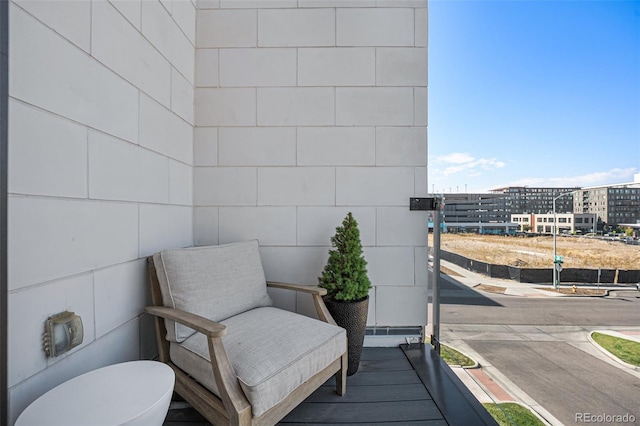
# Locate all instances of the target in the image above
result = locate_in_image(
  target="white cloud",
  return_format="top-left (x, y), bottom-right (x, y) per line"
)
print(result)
top-left (434, 152), bottom-right (506, 176)
top-left (507, 167), bottom-right (638, 188)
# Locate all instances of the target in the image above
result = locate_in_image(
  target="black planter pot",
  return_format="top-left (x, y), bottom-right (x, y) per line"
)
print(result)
top-left (323, 296), bottom-right (369, 376)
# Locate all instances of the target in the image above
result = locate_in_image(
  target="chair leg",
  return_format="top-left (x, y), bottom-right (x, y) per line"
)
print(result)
top-left (336, 352), bottom-right (347, 396)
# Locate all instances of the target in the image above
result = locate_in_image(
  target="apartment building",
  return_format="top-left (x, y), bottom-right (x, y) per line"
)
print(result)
top-left (574, 174), bottom-right (640, 227)
top-left (490, 186), bottom-right (580, 214)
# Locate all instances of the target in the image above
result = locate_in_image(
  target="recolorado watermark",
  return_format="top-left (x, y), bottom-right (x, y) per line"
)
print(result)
top-left (575, 412), bottom-right (636, 423)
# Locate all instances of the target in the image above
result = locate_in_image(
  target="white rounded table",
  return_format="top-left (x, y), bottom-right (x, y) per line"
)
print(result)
top-left (16, 361), bottom-right (175, 426)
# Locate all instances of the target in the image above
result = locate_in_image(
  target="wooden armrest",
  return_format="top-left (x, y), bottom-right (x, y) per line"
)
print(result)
top-left (145, 306), bottom-right (226, 338)
top-left (267, 281), bottom-right (328, 296)
top-left (267, 282), bottom-right (336, 326)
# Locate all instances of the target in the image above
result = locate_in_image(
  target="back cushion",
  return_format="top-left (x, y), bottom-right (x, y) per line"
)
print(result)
top-left (154, 240), bottom-right (272, 342)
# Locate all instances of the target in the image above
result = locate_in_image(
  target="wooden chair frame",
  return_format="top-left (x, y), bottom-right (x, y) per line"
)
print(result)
top-left (146, 257), bottom-right (347, 426)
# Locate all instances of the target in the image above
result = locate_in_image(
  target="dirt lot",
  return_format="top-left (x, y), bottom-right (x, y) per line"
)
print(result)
top-left (429, 233), bottom-right (640, 270)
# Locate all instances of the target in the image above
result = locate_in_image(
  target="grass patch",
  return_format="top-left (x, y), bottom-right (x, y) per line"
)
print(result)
top-left (592, 332), bottom-right (640, 366)
top-left (439, 344), bottom-right (475, 367)
top-left (483, 402), bottom-right (544, 426)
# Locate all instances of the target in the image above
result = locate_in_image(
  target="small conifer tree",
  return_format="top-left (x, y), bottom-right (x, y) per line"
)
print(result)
top-left (319, 212), bottom-right (371, 302)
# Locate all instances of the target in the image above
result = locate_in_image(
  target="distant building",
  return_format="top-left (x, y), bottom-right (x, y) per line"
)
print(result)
top-left (574, 174), bottom-right (640, 228)
top-left (439, 193), bottom-right (518, 234)
top-left (511, 213), bottom-right (597, 234)
top-left (441, 193), bottom-right (510, 223)
top-left (489, 186), bottom-right (580, 214)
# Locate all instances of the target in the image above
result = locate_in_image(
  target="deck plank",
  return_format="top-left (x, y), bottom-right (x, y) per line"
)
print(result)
top-left (279, 400), bottom-right (444, 424)
top-left (163, 346), bottom-right (491, 426)
top-left (305, 383), bottom-right (431, 403)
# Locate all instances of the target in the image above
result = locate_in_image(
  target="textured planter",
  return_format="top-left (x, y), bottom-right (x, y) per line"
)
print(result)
top-left (324, 296), bottom-right (369, 376)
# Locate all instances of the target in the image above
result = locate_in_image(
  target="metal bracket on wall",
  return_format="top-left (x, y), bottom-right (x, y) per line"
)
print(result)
top-left (409, 197), bottom-right (438, 211)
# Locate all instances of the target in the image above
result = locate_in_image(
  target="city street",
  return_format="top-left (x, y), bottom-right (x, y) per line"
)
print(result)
top-left (438, 267), bottom-right (640, 425)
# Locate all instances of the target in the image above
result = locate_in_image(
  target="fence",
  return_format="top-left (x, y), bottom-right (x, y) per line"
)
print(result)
top-left (438, 250), bottom-right (640, 284)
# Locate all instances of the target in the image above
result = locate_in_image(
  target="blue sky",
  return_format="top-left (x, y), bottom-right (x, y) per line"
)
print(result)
top-left (428, 0), bottom-right (640, 193)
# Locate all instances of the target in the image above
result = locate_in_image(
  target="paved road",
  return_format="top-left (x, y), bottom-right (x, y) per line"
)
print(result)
top-left (439, 275), bottom-right (640, 425)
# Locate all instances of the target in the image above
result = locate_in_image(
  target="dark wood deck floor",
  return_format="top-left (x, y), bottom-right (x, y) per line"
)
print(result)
top-left (164, 344), bottom-right (497, 426)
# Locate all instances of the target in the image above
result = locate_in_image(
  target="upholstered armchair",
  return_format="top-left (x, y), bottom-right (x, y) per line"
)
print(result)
top-left (146, 240), bottom-right (347, 426)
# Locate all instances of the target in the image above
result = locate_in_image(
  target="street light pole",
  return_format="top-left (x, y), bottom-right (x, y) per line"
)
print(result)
top-left (552, 192), bottom-right (574, 288)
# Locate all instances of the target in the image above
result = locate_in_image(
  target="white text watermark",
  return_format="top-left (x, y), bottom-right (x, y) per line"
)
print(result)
top-left (575, 412), bottom-right (636, 423)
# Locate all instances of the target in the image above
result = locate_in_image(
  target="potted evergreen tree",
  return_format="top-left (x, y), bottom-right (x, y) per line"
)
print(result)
top-left (319, 212), bottom-right (371, 375)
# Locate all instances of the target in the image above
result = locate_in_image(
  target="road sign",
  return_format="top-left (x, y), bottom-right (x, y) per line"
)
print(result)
top-left (555, 263), bottom-right (563, 272)
top-left (554, 255), bottom-right (563, 263)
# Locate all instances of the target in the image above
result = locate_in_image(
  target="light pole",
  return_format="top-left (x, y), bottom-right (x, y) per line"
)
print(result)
top-left (552, 192), bottom-right (574, 288)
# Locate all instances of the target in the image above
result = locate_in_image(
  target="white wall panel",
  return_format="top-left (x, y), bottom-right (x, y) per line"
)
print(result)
top-left (139, 204), bottom-right (193, 256)
top-left (336, 167), bottom-right (414, 206)
top-left (197, 9), bottom-right (257, 48)
top-left (140, 94), bottom-right (193, 164)
top-left (219, 207), bottom-right (297, 245)
top-left (257, 88), bottom-right (334, 126)
top-left (109, 0), bottom-right (142, 30)
top-left (10, 6), bottom-right (139, 143)
top-left (8, 101), bottom-right (88, 198)
top-left (196, 88), bottom-right (257, 126)
top-left (297, 207), bottom-right (376, 247)
top-left (336, 87), bottom-right (414, 126)
top-left (257, 167), bottom-right (335, 206)
top-left (337, 8), bottom-right (414, 47)
top-left (194, 167), bottom-right (257, 206)
top-left (89, 131), bottom-right (169, 203)
top-left (376, 127), bottom-right (427, 166)
top-left (141, 0), bottom-right (195, 83)
top-left (415, 7), bottom-right (428, 48)
top-left (94, 259), bottom-right (147, 338)
top-left (258, 8), bottom-right (335, 47)
top-left (194, 127), bottom-right (218, 166)
top-left (415, 87), bottom-right (428, 126)
top-left (219, 48), bottom-right (297, 87)
top-left (297, 127), bottom-right (375, 166)
top-left (13, 0), bottom-right (91, 52)
top-left (8, 197), bottom-right (139, 290)
top-left (195, 48), bottom-right (219, 87)
top-left (376, 47), bottom-right (427, 87)
top-left (219, 127), bottom-right (296, 166)
top-left (298, 48), bottom-right (375, 87)
top-left (364, 246), bottom-right (415, 286)
top-left (193, 207), bottom-right (219, 246)
top-left (92, 0), bottom-right (171, 107)
top-left (170, 160), bottom-right (193, 205)
top-left (171, 68), bottom-right (195, 124)
top-left (172, 0), bottom-right (197, 45)
top-left (259, 246), bottom-right (329, 285)
top-left (376, 286), bottom-right (428, 326)
top-left (376, 207), bottom-right (429, 246)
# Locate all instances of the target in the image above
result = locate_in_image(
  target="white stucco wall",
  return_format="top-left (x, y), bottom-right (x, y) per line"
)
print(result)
top-left (193, 1), bottom-right (429, 327)
top-left (7, 1), bottom-right (194, 422)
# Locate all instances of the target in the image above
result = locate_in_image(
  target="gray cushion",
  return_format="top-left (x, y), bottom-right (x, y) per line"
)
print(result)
top-left (154, 240), bottom-right (272, 342)
top-left (170, 307), bottom-right (347, 418)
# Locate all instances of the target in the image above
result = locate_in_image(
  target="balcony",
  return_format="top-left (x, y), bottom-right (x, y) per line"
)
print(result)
top-left (164, 346), bottom-right (496, 426)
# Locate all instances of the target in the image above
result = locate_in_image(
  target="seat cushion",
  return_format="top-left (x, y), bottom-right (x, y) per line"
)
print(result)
top-left (154, 240), bottom-right (272, 342)
top-left (170, 307), bottom-right (347, 418)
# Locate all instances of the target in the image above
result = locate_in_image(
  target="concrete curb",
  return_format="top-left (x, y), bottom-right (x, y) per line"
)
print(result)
top-left (440, 344), bottom-right (479, 369)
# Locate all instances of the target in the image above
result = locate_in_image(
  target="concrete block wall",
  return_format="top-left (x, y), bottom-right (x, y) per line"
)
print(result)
top-left (194, 1), bottom-right (429, 326)
top-left (7, 0), bottom-right (194, 422)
